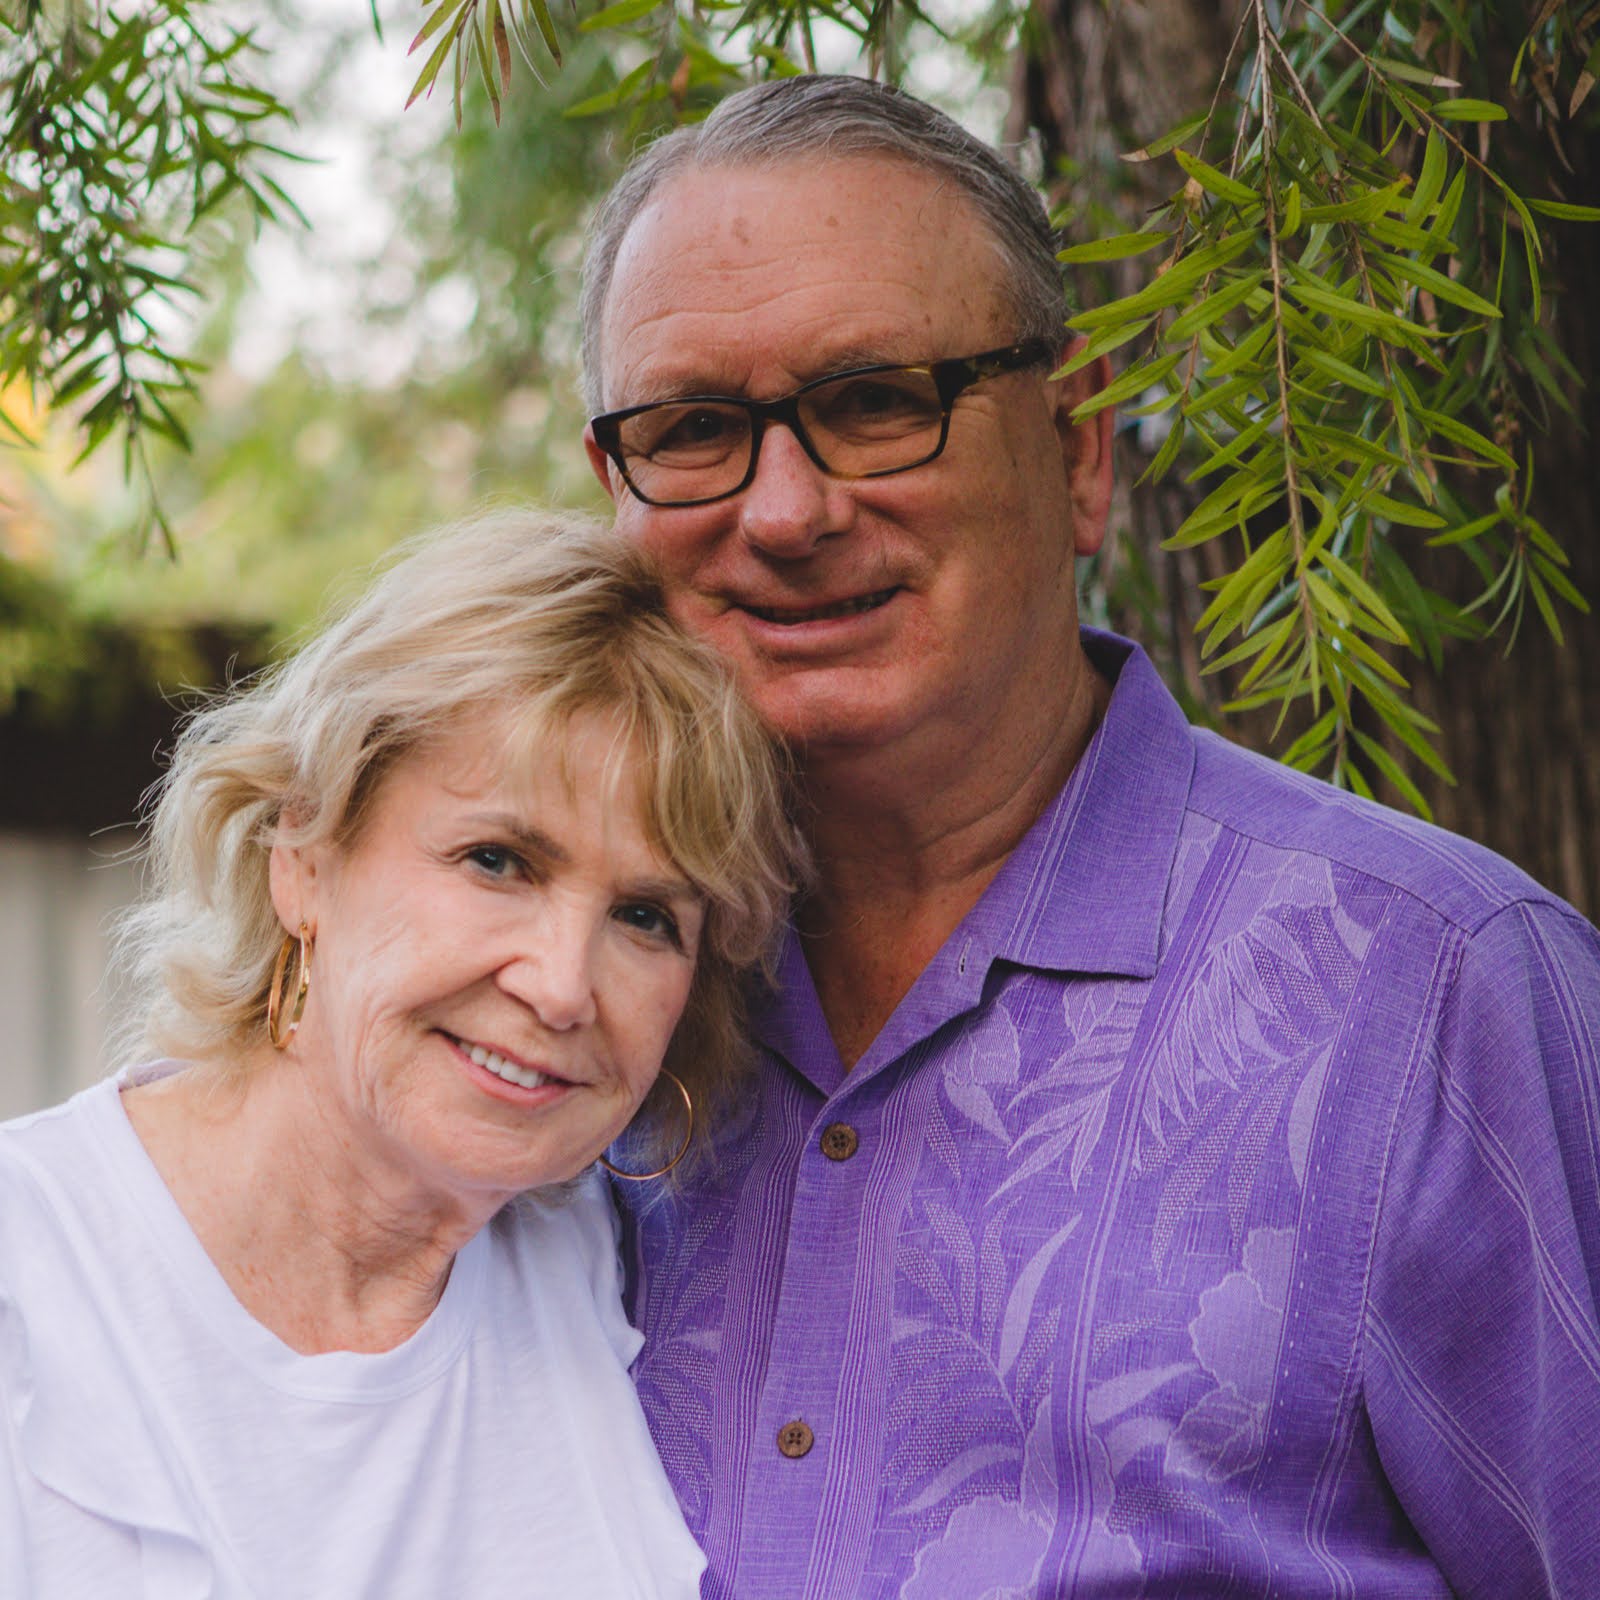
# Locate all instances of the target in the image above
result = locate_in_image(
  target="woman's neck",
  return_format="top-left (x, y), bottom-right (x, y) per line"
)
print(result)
top-left (122, 1058), bottom-right (501, 1355)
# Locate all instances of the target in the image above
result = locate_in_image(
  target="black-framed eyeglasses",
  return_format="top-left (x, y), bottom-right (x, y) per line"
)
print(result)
top-left (589, 338), bottom-right (1056, 509)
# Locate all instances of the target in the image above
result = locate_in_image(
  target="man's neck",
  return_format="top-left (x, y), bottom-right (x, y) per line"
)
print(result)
top-left (797, 652), bottom-right (1111, 1070)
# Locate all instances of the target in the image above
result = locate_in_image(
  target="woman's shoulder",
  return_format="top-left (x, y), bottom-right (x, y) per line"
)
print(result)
top-left (490, 1172), bottom-right (642, 1368)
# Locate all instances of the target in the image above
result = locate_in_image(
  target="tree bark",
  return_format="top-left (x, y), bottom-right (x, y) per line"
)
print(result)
top-left (1013, 0), bottom-right (1600, 917)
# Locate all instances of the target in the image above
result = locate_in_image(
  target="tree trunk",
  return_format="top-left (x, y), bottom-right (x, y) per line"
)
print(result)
top-left (1013, 0), bottom-right (1600, 918)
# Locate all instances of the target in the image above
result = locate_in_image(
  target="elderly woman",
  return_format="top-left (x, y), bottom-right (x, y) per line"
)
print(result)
top-left (0, 510), bottom-right (799, 1597)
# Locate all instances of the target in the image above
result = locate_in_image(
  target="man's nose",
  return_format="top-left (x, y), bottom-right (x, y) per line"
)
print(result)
top-left (497, 923), bottom-right (599, 1031)
top-left (737, 420), bottom-right (854, 558)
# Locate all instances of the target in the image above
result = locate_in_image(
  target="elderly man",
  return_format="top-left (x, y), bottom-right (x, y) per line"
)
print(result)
top-left (580, 74), bottom-right (1600, 1599)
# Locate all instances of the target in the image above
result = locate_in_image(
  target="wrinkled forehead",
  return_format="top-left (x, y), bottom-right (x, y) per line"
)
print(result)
top-left (596, 154), bottom-right (1014, 405)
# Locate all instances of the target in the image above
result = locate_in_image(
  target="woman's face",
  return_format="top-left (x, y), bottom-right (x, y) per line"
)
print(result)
top-left (270, 713), bottom-right (704, 1205)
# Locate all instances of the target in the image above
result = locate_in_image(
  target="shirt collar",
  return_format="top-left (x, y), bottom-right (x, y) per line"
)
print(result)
top-left (979, 628), bottom-right (1194, 980)
top-left (750, 629), bottom-right (1195, 1082)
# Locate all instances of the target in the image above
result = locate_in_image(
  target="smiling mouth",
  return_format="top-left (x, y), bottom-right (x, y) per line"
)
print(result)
top-left (446, 1032), bottom-right (556, 1092)
top-left (741, 587), bottom-right (898, 625)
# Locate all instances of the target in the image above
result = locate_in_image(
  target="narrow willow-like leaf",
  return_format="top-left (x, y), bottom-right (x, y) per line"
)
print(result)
top-left (1526, 567), bottom-right (1563, 645)
top-left (580, 0), bottom-right (661, 30)
top-left (1163, 272), bottom-right (1266, 341)
top-left (1432, 98), bottom-right (1508, 120)
top-left (1186, 414), bottom-right (1273, 481)
top-left (1352, 729), bottom-right (1433, 819)
top-left (1377, 254), bottom-right (1501, 319)
top-left (1295, 345), bottom-right (1390, 400)
top-left (1056, 231), bottom-right (1171, 264)
top-left (1196, 526), bottom-right (1290, 637)
top-left (1413, 406), bottom-right (1518, 472)
top-left (1526, 198), bottom-right (1600, 222)
top-left (1366, 493), bottom-right (1446, 528)
top-left (1404, 129), bottom-right (1448, 224)
top-left (1121, 111), bottom-right (1209, 163)
top-left (1173, 148), bottom-right (1260, 206)
top-left (1055, 318), bottom-right (1155, 378)
top-left (1070, 351), bottom-right (1184, 419)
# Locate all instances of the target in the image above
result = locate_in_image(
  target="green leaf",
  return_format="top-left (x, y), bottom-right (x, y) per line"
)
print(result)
top-left (1186, 414), bottom-right (1272, 482)
top-left (1282, 182), bottom-right (1302, 238)
top-left (405, 2), bottom-right (471, 108)
top-left (1055, 319), bottom-right (1155, 378)
top-left (1351, 729), bottom-right (1433, 820)
top-left (1300, 181), bottom-right (1408, 224)
top-left (1526, 198), bottom-right (1600, 222)
top-left (1413, 406), bottom-right (1518, 473)
top-left (1404, 129), bottom-right (1448, 225)
top-left (1195, 526), bottom-right (1290, 637)
top-left (1294, 346), bottom-right (1390, 400)
top-left (1531, 553), bottom-right (1590, 613)
top-left (1070, 351), bottom-right (1184, 420)
top-left (1173, 149), bottom-right (1259, 207)
top-left (1162, 271), bottom-right (1266, 342)
top-left (1066, 233), bottom-right (1258, 332)
top-left (1366, 493), bottom-right (1447, 528)
top-left (564, 57), bottom-right (652, 116)
top-left (1372, 56), bottom-right (1461, 87)
top-left (1057, 231), bottom-right (1171, 264)
top-left (1432, 98), bottom-right (1508, 121)
top-left (1137, 413), bottom-right (1189, 485)
top-left (1121, 112), bottom-right (1209, 163)
top-left (1377, 254), bottom-right (1500, 318)
top-left (1526, 567), bottom-right (1563, 645)
top-left (525, 0), bottom-right (560, 64)
top-left (580, 0), bottom-right (662, 29)
top-left (1316, 548), bottom-right (1410, 645)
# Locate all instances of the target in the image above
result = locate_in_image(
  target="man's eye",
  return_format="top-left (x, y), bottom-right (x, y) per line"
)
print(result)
top-left (815, 376), bottom-right (936, 433)
top-left (614, 901), bottom-right (683, 949)
top-left (648, 407), bottom-right (743, 458)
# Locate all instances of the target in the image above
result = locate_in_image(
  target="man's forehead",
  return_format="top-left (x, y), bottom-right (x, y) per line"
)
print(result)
top-left (598, 156), bottom-right (1011, 404)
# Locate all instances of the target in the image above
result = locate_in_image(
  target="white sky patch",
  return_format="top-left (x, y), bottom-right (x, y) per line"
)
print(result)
top-left (227, 0), bottom-right (1017, 386)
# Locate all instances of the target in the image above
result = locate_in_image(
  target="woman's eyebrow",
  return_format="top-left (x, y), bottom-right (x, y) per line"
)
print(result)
top-left (461, 813), bottom-right (570, 865)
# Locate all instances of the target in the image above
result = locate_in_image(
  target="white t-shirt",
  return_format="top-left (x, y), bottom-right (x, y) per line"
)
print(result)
top-left (0, 1068), bottom-right (706, 1599)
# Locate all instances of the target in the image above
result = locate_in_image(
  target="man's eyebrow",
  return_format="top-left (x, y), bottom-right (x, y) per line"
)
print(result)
top-left (631, 345), bottom-right (928, 404)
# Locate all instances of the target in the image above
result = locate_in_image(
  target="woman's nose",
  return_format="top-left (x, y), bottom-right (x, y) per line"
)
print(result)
top-left (496, 923), bottom-right (599, 1031)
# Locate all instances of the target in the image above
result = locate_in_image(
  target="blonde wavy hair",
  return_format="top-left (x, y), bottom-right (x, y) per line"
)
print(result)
top-left (119, 507), bottom-right (804, 1159)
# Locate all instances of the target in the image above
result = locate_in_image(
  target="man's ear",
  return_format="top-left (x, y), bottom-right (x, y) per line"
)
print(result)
top-left (583, 423), bottom-right (621, 504)
top-left (1045, 339), bottom-right (1115, 559)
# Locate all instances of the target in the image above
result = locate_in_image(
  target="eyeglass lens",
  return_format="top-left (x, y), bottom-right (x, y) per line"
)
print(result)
top-left (615, 367), bottom-right (948, 505)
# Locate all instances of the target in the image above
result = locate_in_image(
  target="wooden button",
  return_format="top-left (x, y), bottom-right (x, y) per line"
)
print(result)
top-left (777, 1420), bottom-right (814, 1459)
top-left (820, 1122), bottom-right (859, 1161)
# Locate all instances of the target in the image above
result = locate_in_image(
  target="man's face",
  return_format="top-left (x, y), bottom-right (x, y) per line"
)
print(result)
top-left (587, 156), bottom-right (1110, 757)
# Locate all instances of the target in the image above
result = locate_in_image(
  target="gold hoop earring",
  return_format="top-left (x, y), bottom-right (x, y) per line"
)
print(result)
top-left (600, 1070), bottom-right (694, 1182)
top-left (266, 923), bottom-right (313, 1050)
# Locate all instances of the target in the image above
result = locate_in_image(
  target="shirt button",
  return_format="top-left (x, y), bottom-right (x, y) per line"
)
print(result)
top-left (777, 1420), bottom-right (815, 1459)
top-left (820, 1122), bottom-right (859, 1161)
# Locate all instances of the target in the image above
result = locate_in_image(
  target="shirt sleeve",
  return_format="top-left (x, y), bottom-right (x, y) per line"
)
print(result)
top-left (1365, 898), bottom-right (1600, 1599)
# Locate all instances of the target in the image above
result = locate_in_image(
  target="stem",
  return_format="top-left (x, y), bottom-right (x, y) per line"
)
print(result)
top-left (1253, 0), bottom-right (1320, 689)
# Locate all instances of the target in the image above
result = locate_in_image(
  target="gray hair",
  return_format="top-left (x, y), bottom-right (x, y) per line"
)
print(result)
top-left (579, 74), bottom-right (1066, 413)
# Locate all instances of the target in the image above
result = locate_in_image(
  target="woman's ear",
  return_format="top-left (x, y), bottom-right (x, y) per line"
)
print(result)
top-left (268, 823), bottom-right (320, 937)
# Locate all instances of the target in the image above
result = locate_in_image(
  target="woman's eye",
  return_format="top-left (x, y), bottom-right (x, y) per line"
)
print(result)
top-left (614, 901), bottom-right (683, 949)
top-left (464, 845), bottom-right (524, 880)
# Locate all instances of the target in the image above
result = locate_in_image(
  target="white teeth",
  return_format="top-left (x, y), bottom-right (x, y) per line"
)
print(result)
top-left (456, 1036), bottom-right (548, 1090)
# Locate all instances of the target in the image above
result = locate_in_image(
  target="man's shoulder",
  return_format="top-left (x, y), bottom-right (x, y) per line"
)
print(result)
top-left (1182, 727), bottom-right (1574, 938)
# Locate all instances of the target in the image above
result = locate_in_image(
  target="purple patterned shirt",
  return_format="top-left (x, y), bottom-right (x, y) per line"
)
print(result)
top-left (618, 631), bottom-right (1600, 1599)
